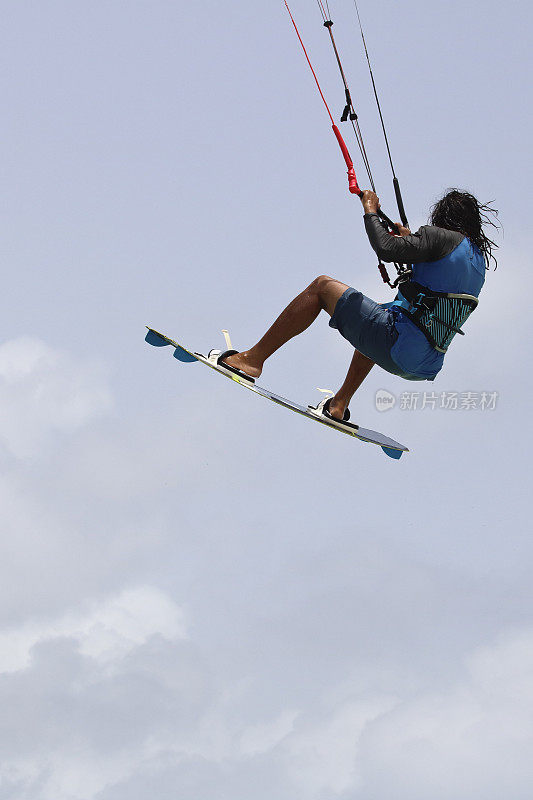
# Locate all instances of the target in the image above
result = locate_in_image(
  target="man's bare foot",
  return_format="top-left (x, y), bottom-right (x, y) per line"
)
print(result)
top-left (222, 351), bottom-right (263, 379)
top-left (328, 397), bottom-right (349, 420)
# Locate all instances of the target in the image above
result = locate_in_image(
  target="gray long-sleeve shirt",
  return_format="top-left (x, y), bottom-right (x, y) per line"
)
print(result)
top-left (364, 213), bottom-right (464, 264)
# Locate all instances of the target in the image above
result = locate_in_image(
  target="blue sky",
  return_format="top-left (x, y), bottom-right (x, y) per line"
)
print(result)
top-left (1, 1), bottom-right (532, 798)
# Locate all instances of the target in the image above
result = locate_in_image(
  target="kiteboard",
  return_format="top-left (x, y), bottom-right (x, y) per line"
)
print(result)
top-left (145, 327), bottom-right (408, 459)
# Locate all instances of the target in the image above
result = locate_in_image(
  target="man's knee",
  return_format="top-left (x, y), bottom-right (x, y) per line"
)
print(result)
top-left (313, 274), bottom-right (333, 289)
top-left (310, 275), bottom-right (349, 314)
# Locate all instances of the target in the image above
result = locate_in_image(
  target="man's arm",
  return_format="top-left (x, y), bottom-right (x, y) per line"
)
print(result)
top-left (359, 191), bottom-right (464, 264)
top-left (364, 213), bottom-right (464, 264)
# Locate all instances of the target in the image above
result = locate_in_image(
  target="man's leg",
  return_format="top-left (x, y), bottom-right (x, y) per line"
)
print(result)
top-left (223, 275), bottom-right (348, 379)
top-left (328, 350), bottom-right (375, 420)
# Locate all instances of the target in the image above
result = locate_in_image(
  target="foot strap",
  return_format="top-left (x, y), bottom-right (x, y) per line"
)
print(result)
top-left (322, 397), bottom-right (351, 423)
top-left (308, 395), bottom-right (359, 431)
top-left (214, 350), bottom-right (256, 383)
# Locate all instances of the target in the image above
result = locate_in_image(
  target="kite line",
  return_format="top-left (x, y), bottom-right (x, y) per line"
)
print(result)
top-left (284, 0), bottom-right (411, 284)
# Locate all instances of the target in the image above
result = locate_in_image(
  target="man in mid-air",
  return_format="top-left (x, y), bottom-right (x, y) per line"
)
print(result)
top-left (215, 188), bottom-right (498, 425)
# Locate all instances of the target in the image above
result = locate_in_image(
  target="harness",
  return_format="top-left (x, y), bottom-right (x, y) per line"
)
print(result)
top-left (390, 279), bottom-right (478, 353)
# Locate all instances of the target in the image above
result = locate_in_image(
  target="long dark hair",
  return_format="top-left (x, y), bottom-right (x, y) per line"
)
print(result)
top-left (430, 189), bottom-right (500, 269)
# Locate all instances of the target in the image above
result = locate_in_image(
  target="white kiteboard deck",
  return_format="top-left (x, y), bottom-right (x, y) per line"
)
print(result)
top-left (145, 327), bottom-right (409, 459)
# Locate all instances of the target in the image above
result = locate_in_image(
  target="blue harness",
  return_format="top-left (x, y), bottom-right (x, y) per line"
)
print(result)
top-left (389, 281), bottom-right (479, 353)
top-left (384, 237), bottom-right (485, 355)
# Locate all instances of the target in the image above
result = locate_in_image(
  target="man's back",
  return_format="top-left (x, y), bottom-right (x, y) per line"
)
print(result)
top-left (364, 215), bottom-right (486, 378)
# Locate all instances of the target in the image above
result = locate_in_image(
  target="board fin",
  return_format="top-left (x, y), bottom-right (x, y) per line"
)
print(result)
top-left (381, 446), bottom-right (403, 460)
top-left (173, 346), bottom-right (198, 363)
top-left (145, 329), bottom-right (169, 347)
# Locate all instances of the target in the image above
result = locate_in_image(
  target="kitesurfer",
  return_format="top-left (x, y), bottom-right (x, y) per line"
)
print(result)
top-left (221, 188), bottom-right (497, 421)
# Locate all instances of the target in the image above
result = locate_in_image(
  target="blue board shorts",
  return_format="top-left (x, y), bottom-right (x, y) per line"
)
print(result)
top-left (329, 287), bottom-right (426, 381)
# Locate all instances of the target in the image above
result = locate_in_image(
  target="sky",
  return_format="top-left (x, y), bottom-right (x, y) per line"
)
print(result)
top-left (1, 1), bottom-right (532, 798)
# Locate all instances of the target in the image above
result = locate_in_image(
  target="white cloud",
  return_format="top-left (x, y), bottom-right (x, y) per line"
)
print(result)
top-left (283, 696), bottom-right (397, 797)
top-left (356, 629), bottom-right (533, 799)
top-left (12, 625), bottom-right (526, 800)
top-left (239, 709), bottom-right (298, 756)
top-left (0, 588), bottom-right (193, 798)
top-left (0, 337), bottom-right (112, 458)
top-left (0, 586), bottom-right (188, 674)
